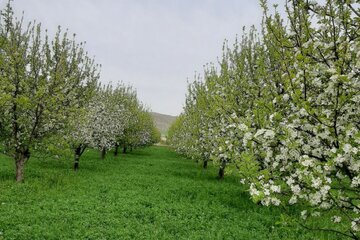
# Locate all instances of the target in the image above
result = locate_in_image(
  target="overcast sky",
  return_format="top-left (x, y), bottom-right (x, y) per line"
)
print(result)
top-left (5, 0), bottom-right (282, 116)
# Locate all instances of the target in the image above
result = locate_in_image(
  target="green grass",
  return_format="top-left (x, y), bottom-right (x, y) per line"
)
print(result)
top-left (0, 146), bottom-right (342, 239)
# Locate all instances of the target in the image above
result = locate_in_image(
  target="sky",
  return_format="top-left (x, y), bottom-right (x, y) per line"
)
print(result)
top-left (4, 0), bottom-right (283, 116)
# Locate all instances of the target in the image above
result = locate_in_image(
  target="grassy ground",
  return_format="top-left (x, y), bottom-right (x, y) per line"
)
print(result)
top-left (0, 146), bottom-right (341, 239)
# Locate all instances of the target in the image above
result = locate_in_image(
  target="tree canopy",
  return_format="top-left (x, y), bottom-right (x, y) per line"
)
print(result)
top-left (168, 0), bottom-right (360, 238)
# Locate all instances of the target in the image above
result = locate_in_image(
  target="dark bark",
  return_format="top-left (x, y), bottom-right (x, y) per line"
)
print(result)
top-left (203, 160), bottom-right (208, 169)
top-left (114, 144), bottom-right (119, 157)
top-left (74, 146), bottom-right (81, 171)
top-left (217, 161), bottom-right (226, 180)
top-left (123, 146), bottom-right (127, 154)
top-left (15, 149), bottom-right (30, 182)
top-left (74, 145), bottom-right (87, 171)
top-left (130, 146), bottom-right (133, 152)
top-left (218, 167), bottom-right (225, 180)
top-left (101, 147), bottom-right (106, 160)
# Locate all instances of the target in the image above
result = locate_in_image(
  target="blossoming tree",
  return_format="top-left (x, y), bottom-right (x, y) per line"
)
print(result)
top-left (0, 4), bottom-right (99, 181)
top-left (169, 0), bottom-right (360, 238)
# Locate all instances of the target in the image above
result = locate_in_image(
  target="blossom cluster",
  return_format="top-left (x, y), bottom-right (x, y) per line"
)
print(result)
top-left (67, 83), bottom-right (160, 163)
top-left (168, 0), bottom-right (360, 238)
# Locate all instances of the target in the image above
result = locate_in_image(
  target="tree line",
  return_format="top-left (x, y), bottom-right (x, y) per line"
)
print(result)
top-left (168, 0), bottom-right (360, 239)
top-left (0, 2), bottom-right (160, 182)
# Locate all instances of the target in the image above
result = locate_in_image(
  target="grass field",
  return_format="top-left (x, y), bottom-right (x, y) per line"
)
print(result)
top-left (0, 146), bottom-right (341, 239)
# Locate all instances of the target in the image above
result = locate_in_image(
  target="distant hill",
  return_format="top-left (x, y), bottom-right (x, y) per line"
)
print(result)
top-left (150, 112), bottom-right (177, 135)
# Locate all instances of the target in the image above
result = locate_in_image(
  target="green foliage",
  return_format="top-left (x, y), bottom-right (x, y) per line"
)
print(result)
top-left (0, 2), bottom-right (99, 181)
top-left (0, 2), bottom-right (157, 178)
top-left (169, 0), bottom-right (360, 238)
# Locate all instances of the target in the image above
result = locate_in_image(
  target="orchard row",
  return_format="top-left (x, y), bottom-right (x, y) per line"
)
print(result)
top-left (0, 3), bottom-right (160, 182)
top-left (168, 1), bottom-right (360, 239)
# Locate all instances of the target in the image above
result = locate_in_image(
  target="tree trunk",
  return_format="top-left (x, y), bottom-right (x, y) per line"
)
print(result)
top-left (114, 144), bottom-right (119, 157)
top-left (130, 146), bottom-right (133, 152)
top-left (101, 147), bottom-right (106, 160)
top-left (218, 167), bottom-right (225, 180)
top-left (15, 149), bottom-right (30, 182)
top-left (123, 146), bottom-right (127, 154)
top-left (218, 161), bottom-right (226, 180)
top-left (203, 160), bottom-right (208, 169)
top-left (15, 160), bottom-right (25, 182)
top-left (74, 146), bottom-right (81, 171)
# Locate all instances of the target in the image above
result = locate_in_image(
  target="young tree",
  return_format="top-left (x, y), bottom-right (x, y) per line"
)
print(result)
top-left (0, 3), bottom-right (99, 181)
top-left (134, 109), bottom-right (160, 147)
top-left (66, 97), bottom-right (104, 170)
top-left (111, 84), bottom-right (136, 156)
top-left (88, 85), bottom-right (127, 160)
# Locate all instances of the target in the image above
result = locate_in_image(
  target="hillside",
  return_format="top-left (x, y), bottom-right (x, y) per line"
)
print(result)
top-left (150, 112), bottom-right (177, 135)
